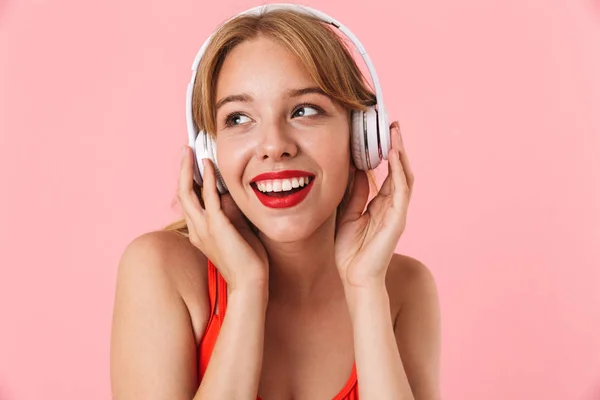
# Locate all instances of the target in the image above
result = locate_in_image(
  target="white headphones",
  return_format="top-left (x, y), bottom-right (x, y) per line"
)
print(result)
top-left (186, 3), bottom-right (390, 194)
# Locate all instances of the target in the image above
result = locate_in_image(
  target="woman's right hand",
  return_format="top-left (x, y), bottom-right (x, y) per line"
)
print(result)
top-left (178, 145), bottom-right (269, 293)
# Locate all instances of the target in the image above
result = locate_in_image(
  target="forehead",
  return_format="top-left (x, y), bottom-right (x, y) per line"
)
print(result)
top-left (215, 36), bottom-right (316, 99)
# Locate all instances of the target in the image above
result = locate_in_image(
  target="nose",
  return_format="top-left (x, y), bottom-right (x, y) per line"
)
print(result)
top-left (255, 120), bottom-right (298, 162)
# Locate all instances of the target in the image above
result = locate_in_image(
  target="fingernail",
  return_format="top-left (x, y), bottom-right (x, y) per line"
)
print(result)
top-left (182, 145), bottom-right (187, 158)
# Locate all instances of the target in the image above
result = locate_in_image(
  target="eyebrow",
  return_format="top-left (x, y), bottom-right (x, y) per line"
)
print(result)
top-left (215, 86), bottom-right (329, 111)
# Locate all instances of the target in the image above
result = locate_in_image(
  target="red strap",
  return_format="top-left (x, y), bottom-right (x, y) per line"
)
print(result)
top-left (207, 259), bottom-right (227, 318)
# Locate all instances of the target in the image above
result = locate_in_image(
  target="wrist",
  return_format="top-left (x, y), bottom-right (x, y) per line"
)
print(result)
top-left (229, 265), bottom-right (269, 292)
top-left (338, 263), bottom-right (387, 289)
top-left (343, 280), bottom-right (389, 321)
top-left (342, 274), bottom-right (387, 294)
top-left (229, 277), bottom-right (269, 305)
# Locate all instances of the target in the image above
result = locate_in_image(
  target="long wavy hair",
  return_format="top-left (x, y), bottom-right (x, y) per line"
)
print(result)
top-left (164, 8), bottom-right (378, 236)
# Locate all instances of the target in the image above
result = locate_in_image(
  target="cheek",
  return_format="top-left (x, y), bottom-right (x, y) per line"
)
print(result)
top-left (304, 123), bottom-right (350, 161)
top-left (215, 137), bottom-right (252, 188)
top-left (310, 133), bottom-right (351, 194)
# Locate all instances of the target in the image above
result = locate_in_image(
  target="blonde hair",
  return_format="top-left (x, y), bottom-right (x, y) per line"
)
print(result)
top-left (164, 8), bottom-right (378, 236)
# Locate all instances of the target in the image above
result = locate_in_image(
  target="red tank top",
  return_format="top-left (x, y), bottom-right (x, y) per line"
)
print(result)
top-left (198, 260), bottom-right (359, 399)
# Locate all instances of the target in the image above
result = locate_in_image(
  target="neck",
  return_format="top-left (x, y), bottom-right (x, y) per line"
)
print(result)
top-left (258, 213), bottom-right (343, 306)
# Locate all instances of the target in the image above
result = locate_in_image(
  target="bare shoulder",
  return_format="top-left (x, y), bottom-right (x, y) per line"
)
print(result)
top-left (111, 230), bottom-right (211, 398)
top-left (386, 253), bottom-right (442, 399)
top-left (116, 230), bottom-right (210, 342)
top-left (385, 253), bottom-right (438, 316)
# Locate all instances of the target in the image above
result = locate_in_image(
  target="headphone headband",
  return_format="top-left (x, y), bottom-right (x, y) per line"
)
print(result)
top-left (186, 3), bottom-right (389, 154)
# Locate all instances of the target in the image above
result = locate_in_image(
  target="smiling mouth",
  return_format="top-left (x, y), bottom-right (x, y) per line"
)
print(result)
top-left (251, 183), bottom-right (307, 197)
top-left (250, 176), bottom-right (312, 197)
top-left (250, 176), bottom-right (315, 209)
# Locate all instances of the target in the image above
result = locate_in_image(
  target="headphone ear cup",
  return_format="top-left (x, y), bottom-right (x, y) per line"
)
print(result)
top-left (193, 131), bottom-right (228, 194)
top-left (193, 131), bottom-right (208, 187)
top-left (364, 107), bottom-right (382, 170)
top-left (351, 107), bottom-right (382, 170)
top-left (205, 135), bottom-right (228, 194)
top-left (350, 110), bottom-right (368, 171)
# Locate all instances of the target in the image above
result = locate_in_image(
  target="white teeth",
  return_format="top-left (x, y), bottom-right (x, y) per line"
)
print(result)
top-left (255, 176), bottom-right (312, 193)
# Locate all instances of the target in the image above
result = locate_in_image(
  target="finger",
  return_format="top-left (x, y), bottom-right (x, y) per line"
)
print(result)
top-left (178, 146), bottom-right (208, 244)
top-left (178, 145), bottom-right (205, 216)
top-left (182, 210), bottom-right (202, 246)
top-left (201, 158), bottom-right (222, 213)
top-left (377, 160), bottom-right (394, 197)
top-left (377, 121), bottom-right (402, 197)
top-left (193, 180), bottom-right (206, 210)
top-left (395, 125), bottom-right (414, 193)
top-left (337, 170), bottom-right (370, 226)
top-left (388, 146), bottom-right (409, 210)
top-left (390, 121), bottom-right (401, 152)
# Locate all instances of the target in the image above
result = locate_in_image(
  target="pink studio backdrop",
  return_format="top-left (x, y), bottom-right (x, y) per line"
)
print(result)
top-left (1, 0), bottom-right (599, 399)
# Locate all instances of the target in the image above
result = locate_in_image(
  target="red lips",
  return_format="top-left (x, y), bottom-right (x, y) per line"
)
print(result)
top-left (250, 170), bottom-right (314, 182)
top-left (250, 170), bottom-right (315, 209)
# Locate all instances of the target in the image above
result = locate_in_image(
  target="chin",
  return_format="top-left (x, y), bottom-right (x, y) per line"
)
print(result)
top-left (231, 182), bottom-right (346, 243)
top-left (251, 212), bottom-right (332, 243)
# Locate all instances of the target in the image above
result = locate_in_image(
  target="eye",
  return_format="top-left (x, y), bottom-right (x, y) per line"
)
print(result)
top-left (224, 112), bottom-right (251, 127)
top-left (292, 103), bottom-right (322, 118)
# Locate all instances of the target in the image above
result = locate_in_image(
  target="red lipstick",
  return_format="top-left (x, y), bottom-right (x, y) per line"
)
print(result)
top-left (250, 170), bottom-right (314, 182)
top-left (250, 170), bottom-right (315, 209)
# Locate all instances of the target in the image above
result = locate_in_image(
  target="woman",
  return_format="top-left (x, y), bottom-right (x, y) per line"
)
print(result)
top-left (110, 6), bottom-right (441, 400)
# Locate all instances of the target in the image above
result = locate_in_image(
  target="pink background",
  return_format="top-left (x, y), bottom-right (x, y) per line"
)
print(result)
top-left (1, 0), bottom-right (599, 399)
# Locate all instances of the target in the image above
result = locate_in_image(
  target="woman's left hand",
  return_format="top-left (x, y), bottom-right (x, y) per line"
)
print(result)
top-left (335, 121), bottom-right (414, 288)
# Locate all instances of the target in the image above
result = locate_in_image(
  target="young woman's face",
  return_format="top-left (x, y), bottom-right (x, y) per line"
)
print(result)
top-left (214, 35), bottom-right (351, 242)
